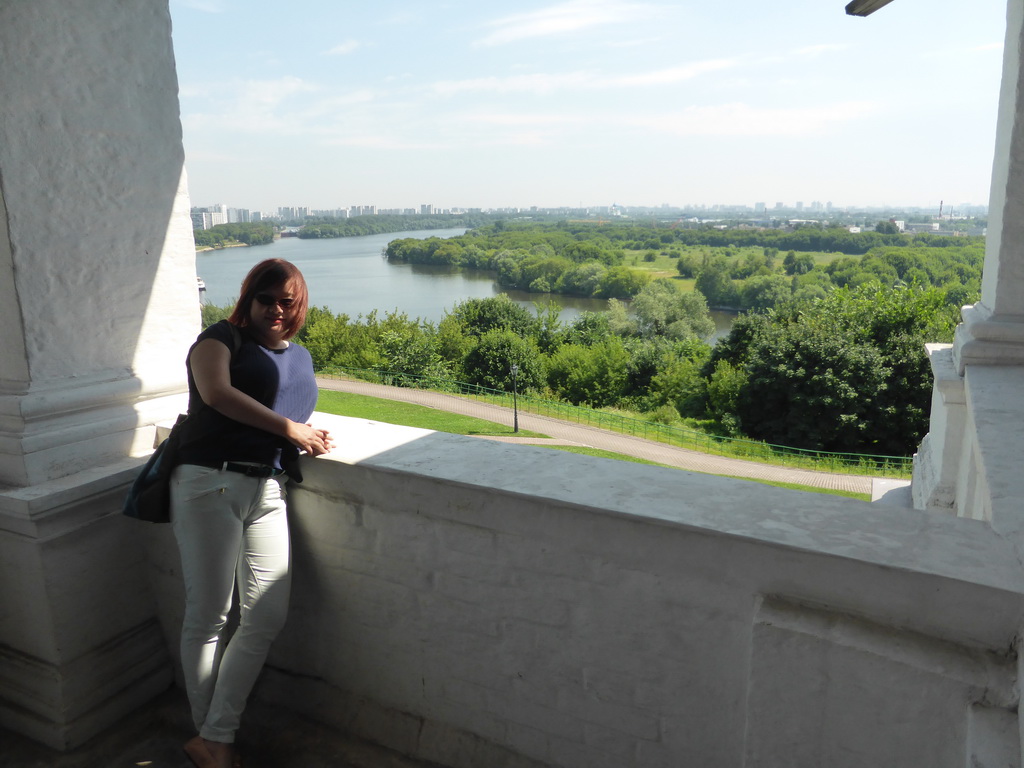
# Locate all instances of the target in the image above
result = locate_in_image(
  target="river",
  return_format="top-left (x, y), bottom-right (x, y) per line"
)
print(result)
top-left (196, 229), bottom-right (735, 339)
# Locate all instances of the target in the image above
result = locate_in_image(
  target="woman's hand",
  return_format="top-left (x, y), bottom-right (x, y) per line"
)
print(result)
top-left (285, 421), bottom-right (334, 456)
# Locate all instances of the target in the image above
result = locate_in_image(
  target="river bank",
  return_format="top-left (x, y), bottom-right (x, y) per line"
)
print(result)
top-left (195, 241), bottom-right (250, 253)
top-left (195, 229), bottom-right (736, 338)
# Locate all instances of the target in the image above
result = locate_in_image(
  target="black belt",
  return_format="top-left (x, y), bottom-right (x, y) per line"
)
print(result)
top-left (191, 461), bottom-right (286, 478)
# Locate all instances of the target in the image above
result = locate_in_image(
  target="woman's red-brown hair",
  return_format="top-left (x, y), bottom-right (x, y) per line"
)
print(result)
top-left (228, 258), bottom-right (309, 339)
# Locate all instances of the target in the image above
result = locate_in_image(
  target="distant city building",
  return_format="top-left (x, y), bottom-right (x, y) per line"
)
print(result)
top-left (189, 206), bottom-right (227, 230)
top-left (227, 207), bottom-right (250, 223)
top-left (754, 202), bottom-right (766, 213)
top-left (420, 204), bottom-right (433, 215)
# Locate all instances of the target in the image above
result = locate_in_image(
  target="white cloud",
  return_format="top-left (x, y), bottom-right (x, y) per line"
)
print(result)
top-left (606, 59), bottom-right (738, 86)
top-left (325, 39), bottom-right (362, 56)
top-left (455, 101), bottom-right (878, 141)
top-left (432, 71), bottom-right (594, 96)
top-left (476, 0), bottom-right (660, 46)
top-left (791, 44), bottom-right (850, 58)
top-left (180, 76), bottom-right (322, 136)
top-left (630, 101), bottom-right (880, 137)
top-left (431, 58), bottom-right (737, 96)
top-left (322, 134), bottom-right (441, 150)
top-left (463, 112), bottom-right (581, 127)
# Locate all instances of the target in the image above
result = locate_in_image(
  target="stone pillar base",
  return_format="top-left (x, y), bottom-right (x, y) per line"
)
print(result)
top-left (0, 459), bottom-right (175, 750)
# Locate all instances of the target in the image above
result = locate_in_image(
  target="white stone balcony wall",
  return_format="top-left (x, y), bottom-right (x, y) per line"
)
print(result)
top-left (145, 414), bottom-right (1024, 768)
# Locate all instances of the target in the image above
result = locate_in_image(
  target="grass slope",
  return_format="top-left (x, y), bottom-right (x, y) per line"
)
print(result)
top-left (316, 389), bottom-right (546, 437)
top-left (316, 390), bottom-right (870, 500)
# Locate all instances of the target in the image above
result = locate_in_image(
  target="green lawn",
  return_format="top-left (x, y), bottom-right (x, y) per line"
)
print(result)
top-left (624, 245), bottom-right (848, 282)
top-left (317, 389), bottom-right (870, 500)
top-left (316, 389), bottom-right (547, 437)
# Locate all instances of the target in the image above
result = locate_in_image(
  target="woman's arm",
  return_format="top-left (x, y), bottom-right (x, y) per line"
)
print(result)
top-left (190, 338), bottom-right (331, 456)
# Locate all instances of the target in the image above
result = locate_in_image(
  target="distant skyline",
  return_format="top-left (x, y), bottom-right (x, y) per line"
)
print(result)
top-left (169, 0), bottom-right (1006, 213)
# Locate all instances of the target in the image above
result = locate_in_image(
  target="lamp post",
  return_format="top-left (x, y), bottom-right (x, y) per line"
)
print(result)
top-left (510, 363), bottom-right (519, 433)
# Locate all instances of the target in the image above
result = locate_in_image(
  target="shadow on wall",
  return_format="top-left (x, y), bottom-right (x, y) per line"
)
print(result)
top-left (0, 0), bottom-right (199, 486)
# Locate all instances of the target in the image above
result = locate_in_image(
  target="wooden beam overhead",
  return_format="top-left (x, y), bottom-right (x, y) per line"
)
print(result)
top-left (845, 0), bottom-right (896, 16)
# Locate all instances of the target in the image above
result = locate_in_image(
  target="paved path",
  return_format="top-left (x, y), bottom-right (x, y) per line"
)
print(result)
top-left (317, 376), bottom-right (883, 496)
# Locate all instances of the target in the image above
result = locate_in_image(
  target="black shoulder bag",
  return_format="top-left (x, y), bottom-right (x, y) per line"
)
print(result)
top-left (122, 322), bottom-right (243, 523)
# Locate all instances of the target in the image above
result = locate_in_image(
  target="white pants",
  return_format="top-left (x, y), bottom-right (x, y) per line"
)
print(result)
top-left (170, 463), bottom-right (291, 744)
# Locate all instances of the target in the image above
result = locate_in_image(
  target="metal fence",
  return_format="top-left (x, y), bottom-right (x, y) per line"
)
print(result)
top-left (320, 366), bottom-right (913, 478)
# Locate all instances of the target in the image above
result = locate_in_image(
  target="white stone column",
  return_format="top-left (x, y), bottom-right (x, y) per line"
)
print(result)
top-left (953, 0), bottom-right (1024, 372)
top-left (914, 0), bottom-right (1024, 527)
top-left (0, 0), bottom-right (199, 749)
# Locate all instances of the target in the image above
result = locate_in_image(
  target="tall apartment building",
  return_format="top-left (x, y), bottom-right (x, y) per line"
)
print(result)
top-left (278, 206), bottom-right (310, 220)
top-left (189, 207), bottom-right (227, 230)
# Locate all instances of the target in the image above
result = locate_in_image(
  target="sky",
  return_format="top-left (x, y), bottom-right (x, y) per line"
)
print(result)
top-left (168, 0), bottom-right (1007, 213)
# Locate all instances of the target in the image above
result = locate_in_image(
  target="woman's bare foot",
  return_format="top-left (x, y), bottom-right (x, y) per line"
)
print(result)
top-left (184, 735), bottom-right (235, 768)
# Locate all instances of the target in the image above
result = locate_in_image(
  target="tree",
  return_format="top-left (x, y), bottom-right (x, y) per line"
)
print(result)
top-left (694, 257), bottom-right (740, 307)
top-left (462, 329), bottom-right (545, 392)
top-left (729, 283), bottom-right (959, 455)
top-left (298, 308), bottom-right (382, 371)
top-left (449, 295), bottom-right (536, 338)
top-left (631, 279), bottom-right (715, 340)
top-left (378, 325), bottom-right (448, 378)
top-left (564, 311), bottom-right (612, 346)
top-left (594, 266), bottom-right (651, 299)
top-left (737, 322), bottom-right (888, 452)
top-left (875, 220), bottom-right (900, 235)
top-left (740, 274), bottom-right (792, 311)
top-left (676, 253), bottom-right (700, 278)
top-left (546, 339), bottom-right (629, 407)
top-left (782, 251), bottom-right (814, 275)
top-left (650, 355), bottom-right (706, 418)
top-left (557, 262), bottom-right (607, 296)
top-left (705, 360), bottom-right (747, 433)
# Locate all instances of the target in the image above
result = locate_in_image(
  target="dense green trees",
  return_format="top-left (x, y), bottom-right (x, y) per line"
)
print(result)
top-left (384, 221), bottom-right (984, 318)
top-left (631, 280), bottom-right (715, 339)
top-left (711, 284), bottom-right (959, 455)
top-left (194, 222), bottom-right (274, 248)
top-left (200, 273), bottom-right (966, 458)
top-left (297, 213), bottom-right (492, 238)
top-left (196, 217), bottom-right (985, 458)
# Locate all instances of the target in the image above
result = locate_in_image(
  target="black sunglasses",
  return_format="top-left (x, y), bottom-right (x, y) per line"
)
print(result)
top-left (254, 293), bottom-right (296, 309)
